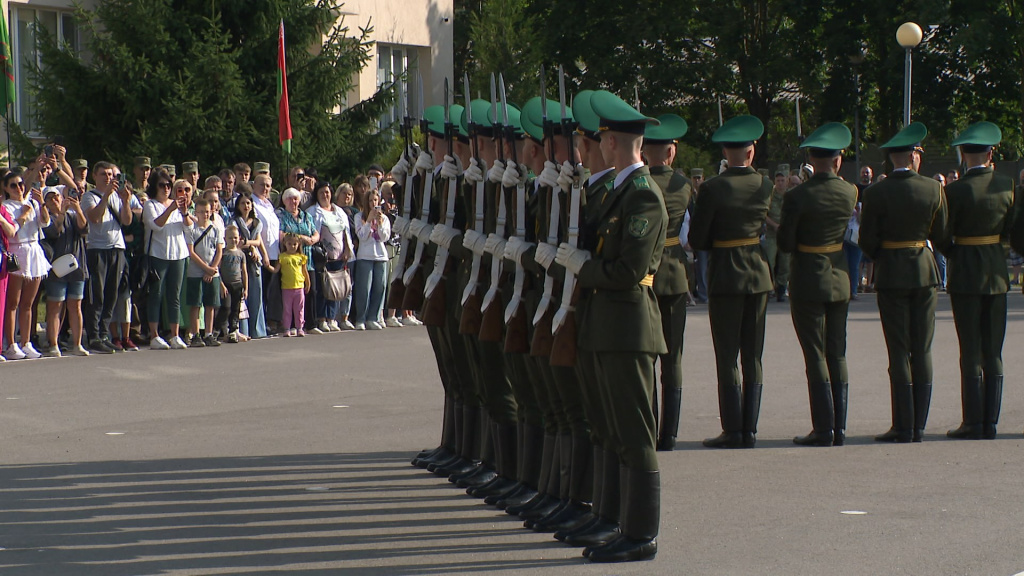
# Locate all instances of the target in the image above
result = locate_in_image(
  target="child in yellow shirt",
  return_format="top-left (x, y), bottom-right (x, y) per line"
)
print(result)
top-left (268, 233), bottom-right (310, 336)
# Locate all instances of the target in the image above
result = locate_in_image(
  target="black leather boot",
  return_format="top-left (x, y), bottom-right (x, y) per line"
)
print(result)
top-left (588, 468), bottom-right (659, 563)
top-left (470, 422), bottom-right (519, 497)
top-left (532, 432), bottom-right (592, 532)
top-left (506, 433), bottom-right (557, 516)
top-left (412, 395), bottom-right (456, 467)
top-left (555, 443), bottom-right (603, 542)
top-left (947, 376), bottom-right (983, 439)
top-left (832, 381), bottom-right (848, 446)
top-left (875, 383), bottom-right (913, 443)
top-left (703, 384), bottom-right (744, 448)
top-left (492, 423), bottom-right (542, 508)
top-left (741, 383), bottom-right (763, 447)
top-left (428, 400), bottom-right (464, 473)
top-left (912, 382), bottom-right (932, 442)
top-left (983, 374), bottom-right (1002, 439)
top-left (657, 387), bottom-right (682, 451)
top-left (566, 449), bottom-right (619, 548)
top-left (519, 436), bottom-right (563, 521)
top-left (794, 382), bottom-right (835, 446)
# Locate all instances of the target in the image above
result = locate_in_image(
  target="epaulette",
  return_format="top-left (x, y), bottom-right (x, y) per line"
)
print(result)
top-left (633, 175), bottom-right (652, 190)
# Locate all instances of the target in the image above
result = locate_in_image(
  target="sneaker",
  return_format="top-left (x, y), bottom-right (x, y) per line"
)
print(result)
top-left (150, 336), bottom-right (170, 350)
top-left (21, 342), bottom-right (42, 359)
top-left (169, 335), bottom-right (188, 350)
top-left (289, 328), bottom-right (298, 337)
top-left (297, 329), bottom-right (306, 337)
top-left (353, 322), bottom-right (366, 331)
top-left (341, 320), bottom-right (356, 330)
top-left (42, 345), bottom-right (62, 358)
top-left (68, 345), bottom-right (91, 357)
top-left (386, 316), bottom-right (403, 328)
top-left (227, 331), bottom-right (239, 343)
top-left (367, 321), bottom-right (383, 331)
top-left (89, 339), bottom-right (114, 354)
top-left (3, 343), bottom-right (27, 360)
top-left (328, 320), bottom-right (341, 332)
top-left (105, 338), bottom-right (124, 352)
top-left (318, 320), bottom-right (331, 333)
top-left (123, 338), bottom-right (140, 352)
top-left (401, 315), bottom-right (423, 326)
top-left (203, 334), bottom-right (221, 347)
top-left (0, 355), bottom-right (5, 362)
top-left (309, 325), bottom-right (325, 335)
top-left (190, 334), bottom-right (206, 348)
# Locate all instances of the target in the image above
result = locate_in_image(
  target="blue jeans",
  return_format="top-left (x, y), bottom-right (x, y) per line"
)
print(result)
top-left (844, 242), bottom-right (862, 296)
top-left (244, 265), bottom-right (267, 338)
top-left (934, 251), bottom-right (946, 288)
top-left (693, 250), bottom-right (709, 301)
top-left (353, 259), bottom-right (386, 324)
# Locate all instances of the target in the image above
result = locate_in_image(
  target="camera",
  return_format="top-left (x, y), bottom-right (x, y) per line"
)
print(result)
top-left (44, 145), bottom-right (54, 158)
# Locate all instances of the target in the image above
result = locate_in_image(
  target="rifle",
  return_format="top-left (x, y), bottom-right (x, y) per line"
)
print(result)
top-left (421, 78), bottom-right (458, 326)
top-left (459, 73), bottom-right (485, 336)
top-left (500, 75), bottom-right (530, 354)
top-left (551, 66), bottom-right (581, 367)
top-left (479, 73), bottom-right (509, 342)
top-left (387, 77), bottom-right (415, 309)
top-left (531, 65), bottom-right (558, 357)
top-left (401, 73), bottom-right (432, 312)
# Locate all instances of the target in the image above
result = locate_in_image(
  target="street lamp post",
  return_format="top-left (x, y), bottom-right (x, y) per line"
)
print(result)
top-left (896, 22), bottom-right (923, 128)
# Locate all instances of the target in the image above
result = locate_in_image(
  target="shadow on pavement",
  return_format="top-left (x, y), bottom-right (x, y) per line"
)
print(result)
top-left (0, 452), bottom-right (579, 575)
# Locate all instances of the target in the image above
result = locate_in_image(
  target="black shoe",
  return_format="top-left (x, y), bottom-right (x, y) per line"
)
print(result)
top-left (495, 486), bottom-right (538, 510)
top-left (555, 512), bottom-right (598, 542)
top-left (656, 436), bottom-right (676, 451)
top-left (89, 339), bottom-right (115, 354)
top-left (793, 431), bottom-right (834, 446)
top-left (912, 429), bottom-right (924, 443)
top-left (564, 518), bottom-right (620, 547)
top-left (588, 536), bottom-right (657, 563)
top-left (874, 427), bottom-right (912, 443)
top-left (203, 334), bottom-right (221, 347)
top-left (468, 476), bottom-right (516, 498)
top-left (533, 501), bottom-right (590, 533)
top-left (456, 467), bottom-right (497, 489)
top-left (702, 431), bottom-right (745, 448)
top-left (946, 424), bottom-right (983, 440)
top-left (189, 334), bottom-right (206, 348)
top-left (742, 432), bottom-right (757, 448)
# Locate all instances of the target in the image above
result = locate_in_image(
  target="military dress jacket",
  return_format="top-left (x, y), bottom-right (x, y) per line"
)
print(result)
top-left (777, 172), bottom-right (858, 303)
top-left (688, 166), bottom-right (774, 295)
top-left (858, 169), bottom-right (947, 290)
top-left (577, 166), bottom-right (668, 354)
top-left (940, 166), bottom-right (1016, 295)
top-left (649, 165), bottom-right (691, 296)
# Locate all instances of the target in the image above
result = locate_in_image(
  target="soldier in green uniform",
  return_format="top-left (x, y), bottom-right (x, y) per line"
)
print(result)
top-left (777, 123), bottom-right (858, 447)
top-left (943, 122), bottom-right (1016, 440)
top-left (689, 115), bottom-right (774, 449)
top-left (762, 165), bottom-right (792, 302)
top-left (858, 122), bottom-right (947, 443)
top-left (555, 90), bottom-right (666, 563)
top-left (641, 114), bottom-right (690, 451)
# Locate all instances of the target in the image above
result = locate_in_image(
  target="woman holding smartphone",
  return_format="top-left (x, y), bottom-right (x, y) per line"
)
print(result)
top-left (2, 171), bottom-right (51, 359)
top-left (142, 169), bottom-right (194, 350)
top-left (352, 186), bottom-right (391, 330)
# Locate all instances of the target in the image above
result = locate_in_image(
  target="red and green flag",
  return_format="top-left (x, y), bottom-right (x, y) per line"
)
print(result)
top-left (0, 9), bottom-right (14, 116)
top-left (277, 20), bottom-right (292, 154)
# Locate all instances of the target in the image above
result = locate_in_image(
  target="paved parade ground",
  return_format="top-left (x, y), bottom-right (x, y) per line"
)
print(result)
top-left (2, 293), bottom-right (1024, 575)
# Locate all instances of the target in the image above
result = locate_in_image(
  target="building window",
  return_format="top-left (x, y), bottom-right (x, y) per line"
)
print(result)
top-left (377, 44), bottom-right (417, 131)
top-left (12, 7), bottom-right (81, 133)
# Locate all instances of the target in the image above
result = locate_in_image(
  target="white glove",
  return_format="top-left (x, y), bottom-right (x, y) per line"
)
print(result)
top-left (464, 229), bottom-right (487, 256)
top-left (487, 159), bottom-right (506, 183)
top-left (414, 149), bottom-right (434, 172)
top-left (534, 242), bottom-right (557, 269)
top-left (394, 216), bottom-right (411, 237)
top-left (504, 237), bottom-right (535, 265)
top-left (719, 159), bottom-right (729, 174)
top-left (409, 220), bottom-right (434, 242)
top-left (555, 242), bottom-right (591, 275)
top-left (502, 162), bottom-right (522, 188)
top-left (464, 158), bottom-right (484, 184)
top-left (441, 155), bottom-right (461, 180)
top-left (429, 224), bottom-right (459, 249)
top-left (391, 156), bottom-right (411, 182)
top-left (484, 233), bottom-right (508, 257)
top-left (537, 160), bottom-right (560, 189)
top-left (556, 161), bottom-right (577, 192)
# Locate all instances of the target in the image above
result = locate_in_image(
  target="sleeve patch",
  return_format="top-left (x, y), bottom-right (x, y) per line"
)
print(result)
top-left (628, 215), bottom-right (650, 238)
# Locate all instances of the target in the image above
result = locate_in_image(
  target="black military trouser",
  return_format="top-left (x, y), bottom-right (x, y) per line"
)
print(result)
top-left (592, 351), bottom-right (659, 472)
top-left (789, 298), bottom-right (850, 385)
top-left (949, 292), bottom-right (1006, 379)
top-left (656, 293), bottom-right (687, 394)
top-left (876, 287), bottom-right (936, 386)
top-left (707, 292), bottom-right (768, 389)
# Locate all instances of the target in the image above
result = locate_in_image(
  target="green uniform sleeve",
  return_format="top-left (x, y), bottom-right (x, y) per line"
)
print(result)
top-left (777, 190), bottom-right (799, 253)
top-left (858, 186), bottom-right (881, 259)
top-left (578, 186), bottom-right (664, 291)
top-left (688, 187), bottom-right (714, 251)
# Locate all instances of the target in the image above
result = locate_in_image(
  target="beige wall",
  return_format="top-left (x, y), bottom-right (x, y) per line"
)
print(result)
top-left (340, 0), bottom-right (454, 110)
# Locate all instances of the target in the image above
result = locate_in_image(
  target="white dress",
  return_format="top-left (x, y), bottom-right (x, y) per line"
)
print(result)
top-left (2, 198), bottom-right (51, 279)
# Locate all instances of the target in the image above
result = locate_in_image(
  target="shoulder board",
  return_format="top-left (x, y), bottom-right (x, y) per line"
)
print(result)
top-left (632, 175), bottom-right (652, 190)
top-left (604, 180), bottom-right (615, 191)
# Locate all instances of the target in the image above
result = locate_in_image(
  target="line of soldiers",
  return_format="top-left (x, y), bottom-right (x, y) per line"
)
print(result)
top-left (387, 69), bottom-right (1022, 562)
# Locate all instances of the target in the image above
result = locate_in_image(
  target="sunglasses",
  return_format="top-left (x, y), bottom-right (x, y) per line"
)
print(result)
top-left (295, 172), bottom-right (306, 179)
top-left (9, 181), bottom-right (24, 188)
top-left (158, 181), bottom-right (172, 188)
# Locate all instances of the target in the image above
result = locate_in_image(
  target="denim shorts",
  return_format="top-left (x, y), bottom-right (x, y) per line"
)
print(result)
top-left (186, 276), bottom-right (222, 308)
top-left (45, 278), bottom-right (86, 302)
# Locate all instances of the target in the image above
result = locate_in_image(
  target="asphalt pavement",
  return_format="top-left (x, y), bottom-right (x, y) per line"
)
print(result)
top-left (2, 293), bottom-right (1024, 575)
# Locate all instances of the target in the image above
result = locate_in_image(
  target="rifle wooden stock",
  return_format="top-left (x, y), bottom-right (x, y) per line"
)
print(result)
top-left (503, 304), bottom-right (530, 354)
top-left (459, 291), bottom-right (483, 335)
top-left (550, 283), bottom-right (580, 367)
top-left (530, 306), bottom-right (555, 356)
top-left (422, 277), bottom-right (447, 326)
top-left (478, 270), bottom-right (508, 342)
top-left (402, 268), bottom-right (425, 311)
top-left (387, 275), bottom-right (407, 309)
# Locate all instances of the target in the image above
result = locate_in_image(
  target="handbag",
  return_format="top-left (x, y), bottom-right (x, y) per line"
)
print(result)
top-left (311, 242), bottom-right (328, 271)
top-left (321, 265), bottom-right (352, 302)
top-left (51, 253), bottom-right (79, 278)
top-left (2, 250), bottom-right (18, 273)
top-left (130, 231), bottom-right (160, 293)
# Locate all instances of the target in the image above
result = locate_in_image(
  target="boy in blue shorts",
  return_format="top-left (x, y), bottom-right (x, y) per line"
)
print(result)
top-left (185, 199), bottom-right (224, 347)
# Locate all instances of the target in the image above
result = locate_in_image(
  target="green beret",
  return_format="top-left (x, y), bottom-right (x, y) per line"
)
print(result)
top-left (423, 105), bottom-right (446, 137)
top-left (572, 90), bottom-right (602, 140)
top-left (134, 156), bottom-right (151, 169)
top-left (590, 90), bottom-right (658, 136)
top-left (462, 99), bottom-right (493, 137)
top-left (644, 114), bottom-right (688, 144)
top-left (712, 115), bottom-right (764, 147)
top-left (182, 161), bottom-right (199, 174)
top-left (71, 159), bottom-right (88, 170)
top-left (952, 121), bottom-right (1001, 152)
top-left (880, 122), bottom-right (927, 151)
top-left (254, 162), bottom-right (270, 174)
top-left (799, 122), bottom-right (852, 157)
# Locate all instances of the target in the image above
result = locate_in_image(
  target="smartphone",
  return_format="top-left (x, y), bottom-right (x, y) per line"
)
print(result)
top-left (117, 173), bottom-right (126, 188)
top-left (369, 176), bottom-right (379, 190)
top-left (44, 145), bottom-right (54, 158)
top-left (53, 135), bottom-right (64, 147)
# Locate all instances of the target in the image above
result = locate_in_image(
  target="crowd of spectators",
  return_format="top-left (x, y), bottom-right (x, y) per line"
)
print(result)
top-left (0, 146), bottom-right (418, 362)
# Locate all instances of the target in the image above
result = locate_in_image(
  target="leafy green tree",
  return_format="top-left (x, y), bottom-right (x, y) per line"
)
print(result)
top-left (23, 0), bottom-right (393, 183)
